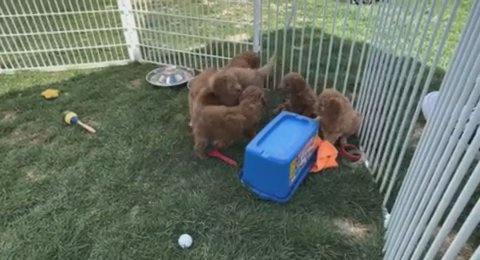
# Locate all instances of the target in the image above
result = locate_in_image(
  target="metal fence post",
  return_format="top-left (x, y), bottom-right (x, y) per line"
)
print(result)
top-left (118, 0), bottom-right (141, 61)
top-left (253, 0), bottom-right (262, 54)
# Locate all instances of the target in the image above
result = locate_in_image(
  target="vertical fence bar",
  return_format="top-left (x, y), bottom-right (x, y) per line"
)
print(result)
top-left (342, 3), bottom-right (360, 95)
top-left (33, 1), bottom-right (59, 66)
top-left (386, 0), bottom-right (480, 241)
top-left (398, 90), bottom-right (480, 260)
top-left (383, 1), bottom-right (454, 252)
top-left (374, 0), bottom-right (436, 186)
top-left (296, 0), bottom-right (307, 74)
top-left (421, 159), bottom-right (480, 259)
top-left (471, 246), bottom-right (480, 260)
top-left (2, 2), bottom-right (33, 68)
top-left (21, 1), bottom-right (48, 68)
top-left (370, 0), bottom-right (427, 180)
top-left (305, 0), bottom-right (318, 86)
top-left (323, 0), bottom-right (340, 89)
top-left (359, 0), bottom-right (406, 145)
top-left (356, 0), bottom-right (390, 119)
top-left (409, 14), bottom-right (480, 260)
top-left (288, 0), bottom-right (297, 73)
top-left (8, 1), bottom-right (40, 68)
top-left (351, 2), bottom-right (371, 105)
top-left (281, 0), bottom-right (289, 78)
top-left (384, 1), bottom-right (479, 257)
top-left (333, 2), bottom-right (350, 89)
top-left (312, 0), bottom-right (328, 92)
top-left (88, 0), bottom-right (108, 61)
top-left (253, 0), bottom-right (262, 54)
top-left (265, 0), bottom-right (272, 87)
top-left (272, 0), bottom-right (280, 88)
top-left (382, 0), bottom-right (461, 210)
top-left (383, 0), bottom-right (478, 229)
top-left (441, 198), bottom-right (480, 260)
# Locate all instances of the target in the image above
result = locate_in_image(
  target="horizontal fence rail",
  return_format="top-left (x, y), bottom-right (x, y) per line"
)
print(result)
top-left (0, 0), bottom-right (130, 72)
top-left (130, 0), bottom-right (255, 70)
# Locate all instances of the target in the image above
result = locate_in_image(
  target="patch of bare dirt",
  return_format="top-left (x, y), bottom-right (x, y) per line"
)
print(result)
top-left (25, 169), bottom-right (46, 182)
top-left (7, 124), bottom-right (53, 144)
top-left (1, 111), bottom-right (16, 122)
top-left (129, 205), bottom-right (140, 221)
top-left (128, 79), bottom-right (143, 90)
top-left (439, 232), bottom-right (474, 260)
top-left (334, 218), bottom-right (371, 240)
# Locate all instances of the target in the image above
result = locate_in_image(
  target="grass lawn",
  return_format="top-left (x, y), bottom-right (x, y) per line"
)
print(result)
top-left (0, 63), bottom-right (383, 259)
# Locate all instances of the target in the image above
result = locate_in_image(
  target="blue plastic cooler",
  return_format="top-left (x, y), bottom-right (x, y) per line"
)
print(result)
top-left (240, 111), bottom-right (319, 202)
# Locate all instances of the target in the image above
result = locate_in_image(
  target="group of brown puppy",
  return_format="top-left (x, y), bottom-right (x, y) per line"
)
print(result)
top-left (188, 50), bottom-right (362, 158)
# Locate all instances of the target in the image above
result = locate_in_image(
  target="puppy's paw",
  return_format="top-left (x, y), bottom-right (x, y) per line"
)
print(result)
top-left (243, 129), bottom-right (256, 139)
top-left (195, 149), bottom-right (208, 159)
top-left (194, 141), bottom-right (208, 158)
top-left (272, 106), bottom-right (284, 115)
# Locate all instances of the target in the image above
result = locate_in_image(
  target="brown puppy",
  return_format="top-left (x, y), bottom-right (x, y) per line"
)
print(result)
top-left (225, 50), bottom-right (260, 69)
top-left (193, 85), bottom-right (265, 157)
top-left (274, 72), bottom-right (317, 117)
top-left (211, 54), bottom-right (276, 90)
top-left (190, 72), bottom-right (243, 129)
top-left (316, 88), bottom-right (362, 144)
top-left (188, 68), bottom-right (217, 127)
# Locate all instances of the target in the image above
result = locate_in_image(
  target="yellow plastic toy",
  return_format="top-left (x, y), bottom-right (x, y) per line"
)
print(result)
top-left (41, 88), bottom-right (59, 100)
top-left (63, 111), bottom-right (96, 133)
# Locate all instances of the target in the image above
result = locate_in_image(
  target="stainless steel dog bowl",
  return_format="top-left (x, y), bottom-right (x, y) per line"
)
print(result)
top-left (145, 65), bottom-right (195, 88)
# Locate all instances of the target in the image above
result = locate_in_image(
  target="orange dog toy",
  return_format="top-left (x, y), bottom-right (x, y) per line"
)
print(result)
top-left (310, 136), bottom-right (338, 173)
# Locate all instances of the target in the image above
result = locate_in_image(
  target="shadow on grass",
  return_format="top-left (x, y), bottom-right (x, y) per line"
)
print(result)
top-left (3, 27), bottom-right (476, 259)
top-left (184, 28), bottom-right (479, 251)
top-left (0, 62), bottom-right (383, 259)
top-left (184, 27), bottom-right (447, 199)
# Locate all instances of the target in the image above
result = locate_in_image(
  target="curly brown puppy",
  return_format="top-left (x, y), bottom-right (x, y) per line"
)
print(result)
top-left (225, 50), bottom-right (260, 69)
top-left (274, 72), bottom-right (317, 117)
top-left (316, 88), bottom-right (362, 144)
top-left (188, 68), bottom-right (217, 127)
top-left (211, 54), bottom-right (276, 90)
top-left (193, 85), bottom-right (265, 157)
top-left (190, 72), bottom-right (243, 129)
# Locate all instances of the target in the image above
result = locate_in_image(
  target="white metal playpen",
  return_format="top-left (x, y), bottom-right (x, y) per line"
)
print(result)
top-left (1, 0), bottom-right (479, 259)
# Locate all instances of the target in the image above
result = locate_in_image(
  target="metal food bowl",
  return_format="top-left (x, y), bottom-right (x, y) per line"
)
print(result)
top-left (145, 65), bottom-right (195, 88)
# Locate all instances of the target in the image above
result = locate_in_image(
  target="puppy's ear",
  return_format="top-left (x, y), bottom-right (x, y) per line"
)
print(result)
top-left (210, 74), bottom-right (229, 96)
top-left (234, 83), bottom-right (242, 91)
top-left (209, 74), bottom-right (220, 91)
top-left (326, 97), bottom-right (344, 118)
top-left (293, 76), bottom-right (308, 92)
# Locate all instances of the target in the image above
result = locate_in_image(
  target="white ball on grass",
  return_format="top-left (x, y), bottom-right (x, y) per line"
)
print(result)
top-left (178, 234), bottom-right (193, 249)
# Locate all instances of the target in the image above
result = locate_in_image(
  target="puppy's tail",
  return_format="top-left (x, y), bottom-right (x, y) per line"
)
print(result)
top-left (258, 52), bottom-right (277, 78)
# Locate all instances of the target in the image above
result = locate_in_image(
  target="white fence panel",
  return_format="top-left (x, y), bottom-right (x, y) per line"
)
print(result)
top-left (0, 0), bottom-right (130, 72)
top-left (130, 0), bottom-right (256, 70)
top-left (383, 0), bottom-right (480, 258)
top-left (261, 0), bottom-right (379, 91)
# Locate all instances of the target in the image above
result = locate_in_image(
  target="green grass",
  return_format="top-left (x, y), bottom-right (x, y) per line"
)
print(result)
top-left (0, 64), bottom-right (383, 259)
